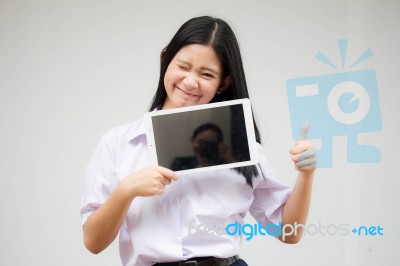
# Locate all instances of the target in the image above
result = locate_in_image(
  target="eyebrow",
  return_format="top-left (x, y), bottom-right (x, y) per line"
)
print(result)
top-left (175, 59), bottom-right (220, 76)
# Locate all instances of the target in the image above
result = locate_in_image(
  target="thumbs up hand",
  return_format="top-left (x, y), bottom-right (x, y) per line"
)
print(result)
top-left (290, 122), bottom-right (317, 172)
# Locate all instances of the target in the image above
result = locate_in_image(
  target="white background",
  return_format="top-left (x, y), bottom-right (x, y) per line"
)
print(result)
top-left (0, 0), bottom-right (399, 265)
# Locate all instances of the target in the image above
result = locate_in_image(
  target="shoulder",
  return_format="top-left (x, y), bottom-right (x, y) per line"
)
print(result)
top-left (101, 117), bottom-right (145, 142)
top-left (254, 142), bottom-right (276, 179)
top-left (90, 117), bottom-right (146, 161)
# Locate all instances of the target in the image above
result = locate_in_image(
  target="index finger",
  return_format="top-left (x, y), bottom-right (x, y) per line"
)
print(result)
top-left (298, 121), bottom-right (310, 141)
top-left (156, 165), bottom-right (179, 181)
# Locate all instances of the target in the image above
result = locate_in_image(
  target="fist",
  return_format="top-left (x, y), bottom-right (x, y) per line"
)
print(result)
top-left (125, 165), bottom-right (179, 197)
top-left (289, 122), bottom-right (317, 172)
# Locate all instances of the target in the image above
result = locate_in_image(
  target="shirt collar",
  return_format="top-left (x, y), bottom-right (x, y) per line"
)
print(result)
top-left (129, 108), bottom-right (161, 141)
top-left (128, 116), bottom-right (147, 142)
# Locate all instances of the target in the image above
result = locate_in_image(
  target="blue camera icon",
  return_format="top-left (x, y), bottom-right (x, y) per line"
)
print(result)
top-left (286, 69), bottom-right (382, 167)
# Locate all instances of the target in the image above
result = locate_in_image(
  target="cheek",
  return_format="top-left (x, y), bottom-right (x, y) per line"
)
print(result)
top-left (164, 67), bottom-right (181, 86)
top-left (163, 70), bottom-right (173, 88)
top-left (200, 83), bottom-right (219, 100)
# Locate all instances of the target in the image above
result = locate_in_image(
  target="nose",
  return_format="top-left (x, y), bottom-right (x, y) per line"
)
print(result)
top-left (182, 73), bottom-right (199, 90)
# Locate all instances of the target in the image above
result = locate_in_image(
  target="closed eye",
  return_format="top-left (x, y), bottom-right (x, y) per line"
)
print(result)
top-left (202, 73), bottom-right (215, 79)
top-left (177, 64), bottom-right (188, 71)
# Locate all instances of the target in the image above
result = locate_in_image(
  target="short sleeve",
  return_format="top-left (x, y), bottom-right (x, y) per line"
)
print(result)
top-left (249, 144), bottom-right (292, 226)
top-left (80, 130), bottom-right (118, 225)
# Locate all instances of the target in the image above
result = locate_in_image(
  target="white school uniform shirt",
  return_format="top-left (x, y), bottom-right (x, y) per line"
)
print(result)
top-left (80, 117), bottom-right (292, 266)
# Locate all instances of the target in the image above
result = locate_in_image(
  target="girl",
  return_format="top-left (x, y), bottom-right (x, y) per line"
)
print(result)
top-left (80, 16), bottom-right (316, 266)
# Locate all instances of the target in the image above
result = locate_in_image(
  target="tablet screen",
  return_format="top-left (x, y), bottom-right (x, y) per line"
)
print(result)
top-left (144, 99), bottom-right (258, 175)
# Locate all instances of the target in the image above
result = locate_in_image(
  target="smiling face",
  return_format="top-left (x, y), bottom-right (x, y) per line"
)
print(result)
top-left (162, 44), bottom-right (225, 109)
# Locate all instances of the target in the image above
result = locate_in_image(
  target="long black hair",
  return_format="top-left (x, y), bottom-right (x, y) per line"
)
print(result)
top-left (149, 16), bottom-right (261, 186)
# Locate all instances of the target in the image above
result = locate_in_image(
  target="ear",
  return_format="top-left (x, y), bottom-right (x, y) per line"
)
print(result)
top-left (160, 47), bottom-right (167, 62)
top-left (217, 76), bottom-right (231, 94)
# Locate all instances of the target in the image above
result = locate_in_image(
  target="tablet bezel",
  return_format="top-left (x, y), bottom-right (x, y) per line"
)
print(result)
top-left (144, 98), bottom-right (259, 175)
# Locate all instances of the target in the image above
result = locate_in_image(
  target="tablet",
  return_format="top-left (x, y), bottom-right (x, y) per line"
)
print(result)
top-left (144, 99), bottom-right (259, 175)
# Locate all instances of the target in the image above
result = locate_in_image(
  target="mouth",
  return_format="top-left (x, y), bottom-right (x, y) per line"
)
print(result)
top-left (176, 86), bottom-right (200, 97)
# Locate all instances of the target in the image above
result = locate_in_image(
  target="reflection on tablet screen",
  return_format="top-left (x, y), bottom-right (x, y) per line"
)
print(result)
top-left (151, 104), bottom-right (251, 172)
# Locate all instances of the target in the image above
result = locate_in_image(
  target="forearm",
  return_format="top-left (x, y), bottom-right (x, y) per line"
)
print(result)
top-left (82, 166), bottom-right (178, 254)
top-left (83, 181), bottom-right (135, 254)
top-left (280, 170), bottom-right (314, 243)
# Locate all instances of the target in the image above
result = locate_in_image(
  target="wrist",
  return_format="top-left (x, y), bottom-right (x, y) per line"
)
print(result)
top-left (298, 169), bottom-right (315, 180)
top-left (117, 178), bottom-right (139, 201)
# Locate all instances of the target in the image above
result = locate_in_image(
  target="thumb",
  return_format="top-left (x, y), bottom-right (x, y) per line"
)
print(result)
top-left (298, 120), bottom-right (310, 141)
